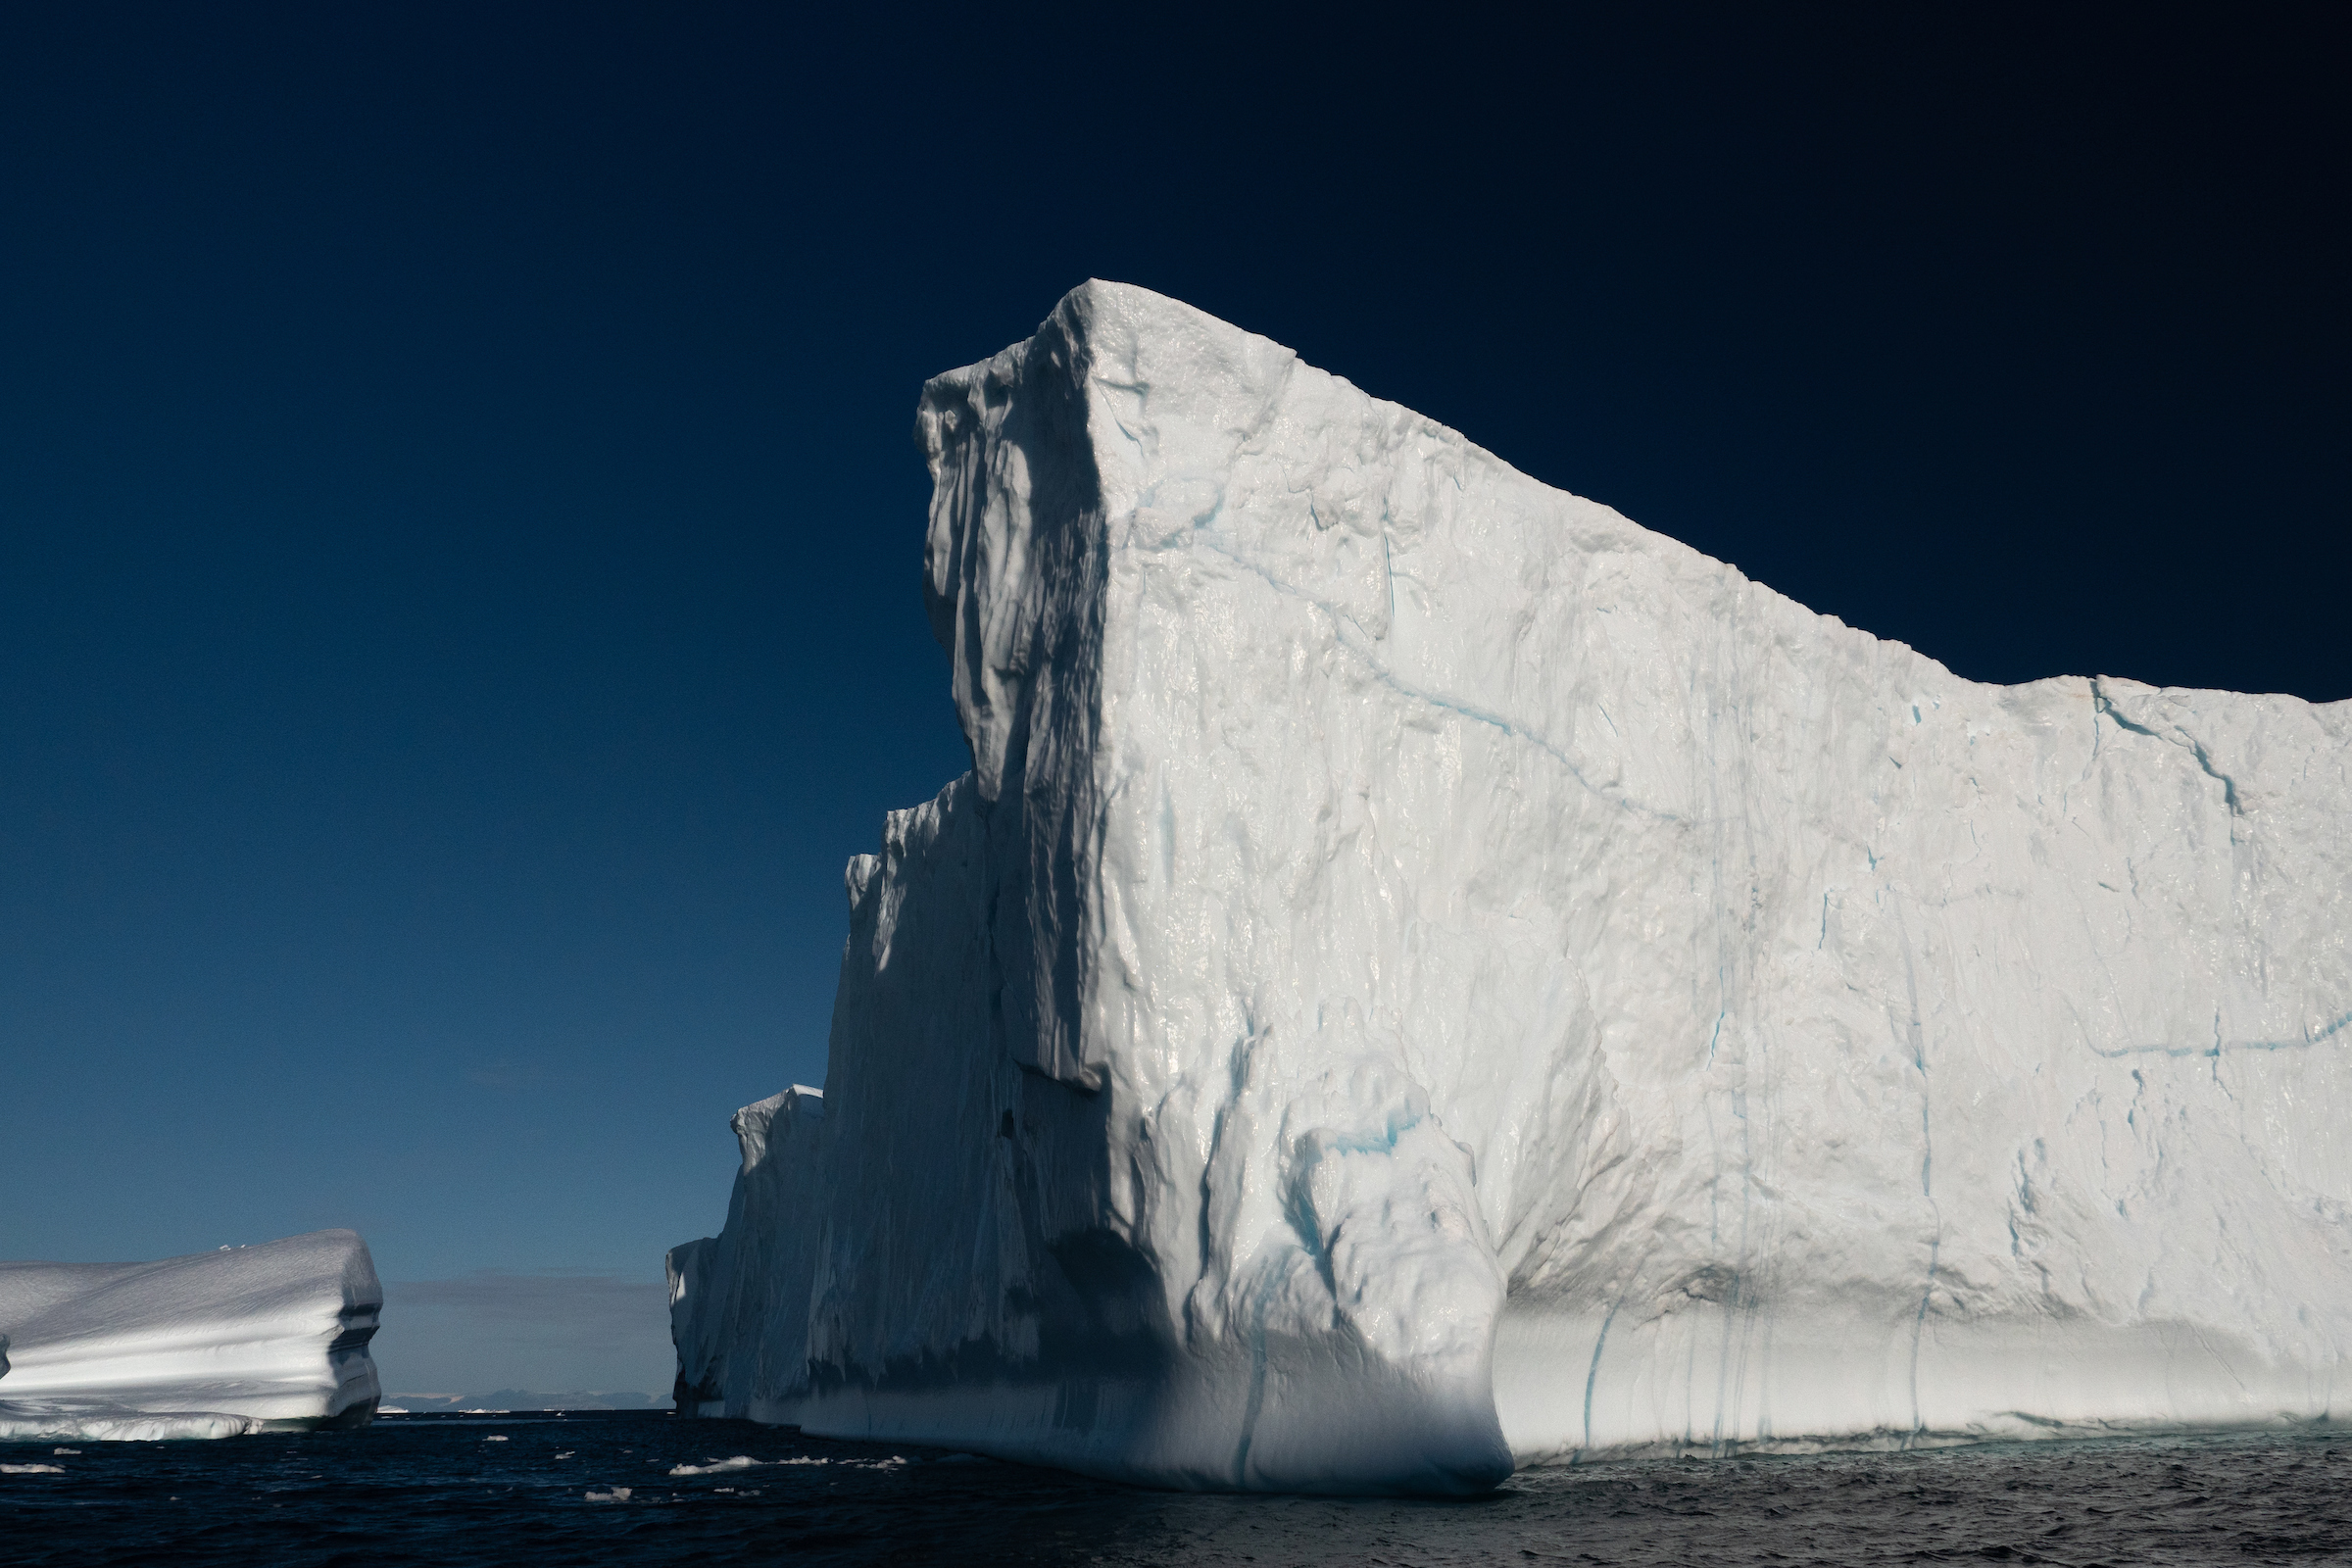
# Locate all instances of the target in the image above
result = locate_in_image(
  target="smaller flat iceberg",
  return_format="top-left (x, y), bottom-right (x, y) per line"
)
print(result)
top-left (0, 1229), bottom-right (381, 1442)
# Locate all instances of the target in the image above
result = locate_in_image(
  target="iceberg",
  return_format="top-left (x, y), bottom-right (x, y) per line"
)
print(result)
top-left (0, 1229), bottom-right (381, 1441)
top-left (668, 281), bottom-right (2352, 1493)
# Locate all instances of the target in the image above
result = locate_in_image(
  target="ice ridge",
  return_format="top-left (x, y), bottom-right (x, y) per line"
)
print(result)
top-left (668, 281), bottom-right (2352, 1494)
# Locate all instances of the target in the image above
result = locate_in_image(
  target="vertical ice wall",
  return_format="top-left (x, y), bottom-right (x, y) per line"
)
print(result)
top-left (669, 280), bottom-right (2351, 1492)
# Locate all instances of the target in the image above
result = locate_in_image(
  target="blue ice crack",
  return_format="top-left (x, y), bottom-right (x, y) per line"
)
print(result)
top-left (2090, 1009), bottom-right (2352, 1058)
top-left (2091, 677), bottom-right (2244, 820)
top-left (1179, 528), bottom-right (1680, 823)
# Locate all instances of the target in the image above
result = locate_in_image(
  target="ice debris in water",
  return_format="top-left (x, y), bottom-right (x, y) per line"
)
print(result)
top-left (583, 1487), bottom-right (631, 1502)
top-left (666, 280), bottom-right (2352, 1494)
top-left (668, 1455), bottom-right (764, 1475)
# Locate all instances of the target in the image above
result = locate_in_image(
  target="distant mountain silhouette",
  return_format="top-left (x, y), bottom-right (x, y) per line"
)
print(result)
top-left (381, 1389), bottom-right (663, 1412)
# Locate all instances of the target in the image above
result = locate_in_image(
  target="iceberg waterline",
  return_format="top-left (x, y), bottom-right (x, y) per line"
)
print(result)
top-left (0, 1229), bottom-right (382, 1442)
top-left (668, 281), bottom-right (2352, 1493)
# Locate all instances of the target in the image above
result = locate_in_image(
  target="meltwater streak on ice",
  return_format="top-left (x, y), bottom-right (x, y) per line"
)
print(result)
top-left (669, 281), bottom-right (2352, 1493)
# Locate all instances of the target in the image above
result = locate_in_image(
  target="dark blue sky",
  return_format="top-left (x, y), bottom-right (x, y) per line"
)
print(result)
top-left (2, 5), bottom-right (2344, 1391)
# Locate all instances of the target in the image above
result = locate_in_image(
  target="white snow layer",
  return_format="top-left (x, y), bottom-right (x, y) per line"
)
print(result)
top-left (668, 281), bottom-right (2352, 1494)
top-left (0, 1229), bottom-right (381, 1441)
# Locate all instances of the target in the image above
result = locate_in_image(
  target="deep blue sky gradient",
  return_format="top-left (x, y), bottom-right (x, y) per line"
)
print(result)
top-left (2, 5), bottom-right (2344, 1390)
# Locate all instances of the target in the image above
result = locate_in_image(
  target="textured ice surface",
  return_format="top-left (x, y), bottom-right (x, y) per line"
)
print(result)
top-left (0, 1230), bottom-right (381, 1441)
top-left (669, 281), bottom-right (2352, 1493)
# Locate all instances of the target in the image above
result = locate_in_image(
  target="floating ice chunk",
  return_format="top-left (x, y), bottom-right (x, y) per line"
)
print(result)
top-left (667, 1454), bottom-right (762, 1475)
top-left (668, 280), bottom-right (2352, 1493)
top-left (2, 1464), bottom-right (65, 1474)
top-left (583, 1487), bottom-right (631, 1501)
top-left (0, 1230), bottom-right (380, 1441)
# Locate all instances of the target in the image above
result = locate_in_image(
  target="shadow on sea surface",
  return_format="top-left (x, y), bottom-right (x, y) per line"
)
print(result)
top-left (4, 1408), bottom-right (2352, 1565)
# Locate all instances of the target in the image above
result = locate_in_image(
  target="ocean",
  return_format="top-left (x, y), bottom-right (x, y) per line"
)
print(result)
top-left (5, 1410), bottom-right (2349, 1565)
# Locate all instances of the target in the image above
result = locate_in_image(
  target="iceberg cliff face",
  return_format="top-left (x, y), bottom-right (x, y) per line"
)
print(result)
top-left (667, 1085), bottom-right (825, 1415)
top-left (670, 281), bottom-right (2352, 1492)
top-left (0, 1229), bottom-right (382, 1441)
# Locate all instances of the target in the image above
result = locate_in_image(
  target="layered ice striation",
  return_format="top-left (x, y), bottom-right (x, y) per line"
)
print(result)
top-left (669, 281), bottom-right (2352, 1493)
top-left (0, 1229), bottom-right (381, 1441)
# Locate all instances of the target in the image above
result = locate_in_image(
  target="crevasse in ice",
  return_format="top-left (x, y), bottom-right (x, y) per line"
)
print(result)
top-left (668, 281), bottom-right (2352, 1493)
top-left (0, 1229), bottom-right (381, 1441)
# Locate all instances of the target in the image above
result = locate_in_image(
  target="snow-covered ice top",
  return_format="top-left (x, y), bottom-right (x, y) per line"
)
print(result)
top-left (0, 1229), bottom-right (381, 1441)
top-left (669, 281), bottom-right (2351, 1493)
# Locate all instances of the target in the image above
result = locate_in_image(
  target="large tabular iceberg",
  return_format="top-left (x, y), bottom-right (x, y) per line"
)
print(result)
top-left (669, 281), bottom-right (2351, 1493)
top-left (0, 1229), bottom-right (381, 1441)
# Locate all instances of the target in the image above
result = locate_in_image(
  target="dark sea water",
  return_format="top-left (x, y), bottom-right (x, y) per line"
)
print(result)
top-left (6, 1410), bottom-right (2351, 1566)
